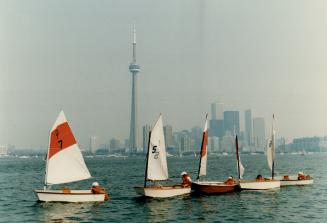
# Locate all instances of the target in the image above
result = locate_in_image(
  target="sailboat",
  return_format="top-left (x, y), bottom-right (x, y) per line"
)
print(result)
top-left (134, 114), bottom-right (191, 198)
top-left (270, 115), bottom-right (313, 186)
top-left (236, 125), bottom-right (280, 190)
top-left (35, 110), bottom-right (108, 202)
top-left (191, 114), bottom-right (238, 194)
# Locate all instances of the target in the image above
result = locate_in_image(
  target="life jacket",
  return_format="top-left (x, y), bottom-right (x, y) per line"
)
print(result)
top-left (62, 187), bottom-right (71, 194)
top-left (182, 175), bottom-right (191, 187)
top-left (92, 186), bottom-right (109, 200)
top-left (298, 174), bottom-right (305, 180)
top-left (224, 179), bottom-right (235, 185)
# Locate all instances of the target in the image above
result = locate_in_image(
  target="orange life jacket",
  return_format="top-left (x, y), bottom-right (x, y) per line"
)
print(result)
top-left (92, 186), bottom-right (109, 200)
top-left (182, 175), bottom-right (191, 187)
top-left (224, 179), bottom-right (235, 185)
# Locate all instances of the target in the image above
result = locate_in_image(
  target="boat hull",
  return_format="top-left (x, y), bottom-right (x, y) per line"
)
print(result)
top-left (35, 189), bottom-right (106, 202)
top-left (274, 176), bottom-right (314, 186)
top-left (239, 180), bottom-right (280, 190)
top-left (134, 185), bottom-right (191, 198)
top-left (191, 181), bottom-right (237, 194)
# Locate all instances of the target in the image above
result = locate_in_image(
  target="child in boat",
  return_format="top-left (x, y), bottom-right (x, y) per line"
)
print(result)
top-left (181, 172), bottom-right (192, 187)
top-left (298, 172), bottom-right (306, 180)
top-left (224, 176), bottom-right (236, 185)
top-left (256, 174), bottom-right (264, 181)
top-left (91, 182), bottom-right (109, 200)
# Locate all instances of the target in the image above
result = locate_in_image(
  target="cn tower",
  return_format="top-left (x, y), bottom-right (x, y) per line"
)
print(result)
top-left (129, 25), bottom-right (140, 153)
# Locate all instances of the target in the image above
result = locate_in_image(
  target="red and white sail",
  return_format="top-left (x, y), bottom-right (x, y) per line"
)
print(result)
top-left (45, 110), bottom-right (91, 185)
top-left (198, 114), bottom-right (208, 178)
top-left (146, 114), bottom-right (169, 181)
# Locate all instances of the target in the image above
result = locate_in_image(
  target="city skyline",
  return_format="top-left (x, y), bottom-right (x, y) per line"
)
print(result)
top-left (1, 0), bottom-right (327, 149)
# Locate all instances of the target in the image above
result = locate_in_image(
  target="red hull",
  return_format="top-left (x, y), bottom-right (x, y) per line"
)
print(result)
top-left (192, 182), bottom-right (237, 194)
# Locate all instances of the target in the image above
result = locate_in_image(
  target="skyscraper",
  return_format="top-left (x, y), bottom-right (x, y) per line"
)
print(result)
top-left (211, 101), bottom-right (224, 120)
top-left (223, 111), bottom-right (240, 136)
top-left (209, 101), bottom-right (224, 137)
top-left (244, 109), bottom-right (253, 146)
top-left (253, 117), bottom-right (266, 152)
top-left (163, 125), bottom-right (173, 148)
top-left (89, 136), bottom-right (100, 153)
top-left (129, 25), bottom-right (140, 153)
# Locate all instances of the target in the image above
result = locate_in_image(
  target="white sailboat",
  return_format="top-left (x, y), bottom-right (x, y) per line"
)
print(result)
top-left (134, 114), bottom-right (191, 198)
top-left (271, 116), bottom-right (313, 186)
top-left (35, 110), bottom-right (108, 202)
top-left (237, 115), bottom-right (280, 190)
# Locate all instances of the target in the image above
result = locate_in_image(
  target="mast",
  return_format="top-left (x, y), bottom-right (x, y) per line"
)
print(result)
top-left (235, 135), bottom-right (241, 181)
top-left (44, 129), bottom-right (51, 189)
top-left (144, 131), bottom-right (152, 187)
top-left (271, 114), bottom-right (275, 180)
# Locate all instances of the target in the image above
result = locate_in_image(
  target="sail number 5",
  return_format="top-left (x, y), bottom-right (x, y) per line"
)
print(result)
top-left (152, 146), bottom-right (160, 159)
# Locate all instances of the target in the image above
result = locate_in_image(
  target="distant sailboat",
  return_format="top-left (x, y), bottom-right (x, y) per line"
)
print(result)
top-left (191, 114), bottom-right (238, 194)
top-left (35, 110), bottom-right (108, 202)
top-left (236, 122), bottom-right (280, 190)
top-left (134, 114), bottom-right (191, 198)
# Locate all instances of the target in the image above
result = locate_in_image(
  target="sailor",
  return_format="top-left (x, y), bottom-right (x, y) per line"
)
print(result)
top-left (298, 172), bottom-right (306, 180)
top-left (91, 182), bottom-right (109, 200)
top-left (256, 174), bottom-right (264, 181)
top-left (181, 172), bottom-right (192, 187)
top-left (224, 176), bottom-right (236, 185)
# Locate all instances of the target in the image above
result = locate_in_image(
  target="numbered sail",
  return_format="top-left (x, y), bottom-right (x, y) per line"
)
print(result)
top-left (267, 115), bottom-right (275, 172)
top-left (45, 110), bottom-right (91, 185)
top-left (146, 114), bottom-right (169, 181)
top-left (198, 114), bottom-right (208, 178)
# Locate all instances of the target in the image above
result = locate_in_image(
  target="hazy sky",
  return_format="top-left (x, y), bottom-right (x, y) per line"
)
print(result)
top-left (1, 0), bottom-right (327, 148)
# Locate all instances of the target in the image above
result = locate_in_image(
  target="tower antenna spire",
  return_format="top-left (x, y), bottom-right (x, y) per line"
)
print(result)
top-left (132, 24), bottom-right (136, 63)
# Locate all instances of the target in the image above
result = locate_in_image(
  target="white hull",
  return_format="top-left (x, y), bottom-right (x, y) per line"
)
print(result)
top-left (274, 176), bottom-right (314, 186)
top-left (134, 186), bottom-right (191, 198)
top-left (240, 180), bottom-right (280, 190)
top-left (35, 189), bottom-right (106, 202)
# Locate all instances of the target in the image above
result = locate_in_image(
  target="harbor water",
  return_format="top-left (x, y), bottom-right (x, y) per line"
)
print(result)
top-left (0, 153), bottom-right (326, 222)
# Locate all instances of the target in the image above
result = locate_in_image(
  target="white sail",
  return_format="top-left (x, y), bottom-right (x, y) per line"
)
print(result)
top-left (239, 158), bottom-right (245, 179)
top-left (146, 114), bottom-right (169, 181)
top-left (198, 115), bottom-right (208, 178)
top-left (45, 110), bottom-right (91, 185)
top-left (266, 115), bottom-right (275, 172)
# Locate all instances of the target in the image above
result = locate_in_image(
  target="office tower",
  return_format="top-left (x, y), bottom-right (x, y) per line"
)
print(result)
top-left (89, 136), bottom-right (100, 153)
top-left (110, 138), bottom-right (121, 151)
top-left (211, 101), bottom-right (224, 120)
top-left (164, 125), bottom-right (173, 148)
top-left (253, 117), bottom-right (266, 152)
top-left (208, 136), bottom-right (219, 152)
top-left (244, 109), bottom-right (253, 146)
top-left (223, 111), bottom-right (240, 136)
